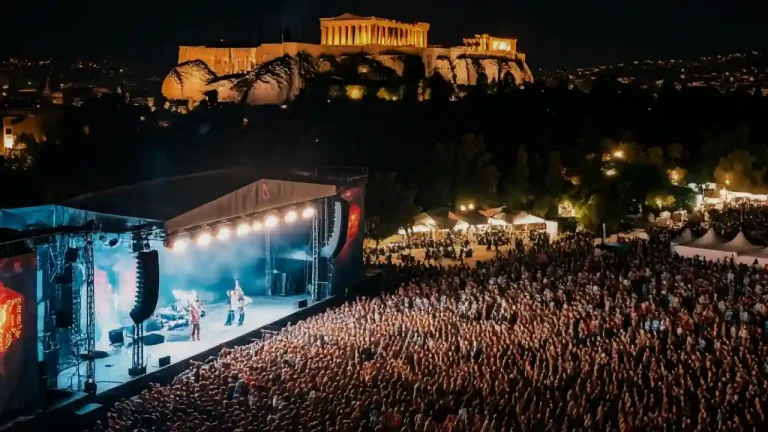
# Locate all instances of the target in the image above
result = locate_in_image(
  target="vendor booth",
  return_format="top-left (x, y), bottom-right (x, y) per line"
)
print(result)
top-left (492, 211), bottom-right (558, 243)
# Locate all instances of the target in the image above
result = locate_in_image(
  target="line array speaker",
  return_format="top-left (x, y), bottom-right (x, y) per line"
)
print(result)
top-left (129, 250), bottom-right (160, 324)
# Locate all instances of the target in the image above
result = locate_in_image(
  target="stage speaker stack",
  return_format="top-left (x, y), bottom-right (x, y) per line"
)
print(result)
top-left (295, 298), bottom-right (308, 309)
top-left (158, 356), bottom-right (171, 368)
top-left (54, 248), bottom-right (79, 328)
top-left (129, 250), bottom-right (160, 325)
top-left (321, 200), bottom-right (349, 259)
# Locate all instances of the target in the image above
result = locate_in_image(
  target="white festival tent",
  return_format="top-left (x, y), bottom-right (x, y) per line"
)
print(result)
top-left (674, 229), bottom-right (761, 260)
top-left (492, 211), bottom-right (559, 242)
top-left (735, 248), bottom-right (768, 267)
top-left (673, 228), bottom-right (728, 259)
top-left (672, 228), bottom-right (694, 245)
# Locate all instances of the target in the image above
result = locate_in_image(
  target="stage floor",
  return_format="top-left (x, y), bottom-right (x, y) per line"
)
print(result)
top-left (58, 295), bottom-right (309, 394)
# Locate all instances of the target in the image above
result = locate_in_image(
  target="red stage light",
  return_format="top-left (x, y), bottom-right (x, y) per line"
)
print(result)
top-left (347, 203), bottom-right (360, 240)
top-left (0, 283), bottom-right (23, 356)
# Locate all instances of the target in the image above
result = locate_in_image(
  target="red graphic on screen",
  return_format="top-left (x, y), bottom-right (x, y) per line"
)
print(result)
top-left (347, 203), bottom-right (361, 240)
top-left (0, 283), bottom-right (23, 357)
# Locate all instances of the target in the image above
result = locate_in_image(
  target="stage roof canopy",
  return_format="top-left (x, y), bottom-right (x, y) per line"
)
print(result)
top-left (1, 168), bottom-right (339, 236)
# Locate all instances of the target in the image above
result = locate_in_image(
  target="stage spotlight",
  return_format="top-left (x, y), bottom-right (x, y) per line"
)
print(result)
top-left (284, 210), bottom-right (298, 223)
top-left (252, 220), bottom-right (263, 232)
top-left (172, 238), bottom-right (188, 253)
top-left (236, 222), bottom-right (251, 237)
top-left (302, 206), bottom-right (315, 219)
top-left (265, 215), bottom-right (279, 229)
top-left (197, 232), bottom-right (212, 247)
top-left (216, 226), bottom-right (231, 241)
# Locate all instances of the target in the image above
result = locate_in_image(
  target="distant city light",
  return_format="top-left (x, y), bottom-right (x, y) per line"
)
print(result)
top-left (302, 206), bottom-right (315, 219)
top-left (604, 168), bottom-right (617, 177)
top-left (612, 150), bottom-right (625, 159)
top-left (284, 210), bottom-right (298, 223)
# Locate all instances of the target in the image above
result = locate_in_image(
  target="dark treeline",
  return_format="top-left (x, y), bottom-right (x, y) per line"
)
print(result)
top-left (2, 79), bottom-right (768, 237)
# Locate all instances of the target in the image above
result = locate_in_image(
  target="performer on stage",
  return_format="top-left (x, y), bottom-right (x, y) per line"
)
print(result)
top-left (189, 298), bottom-right (201, 341)
top-left (225, 289), bottom-right (235, 326)
top-left (234, 280), bottom-right (245, 326)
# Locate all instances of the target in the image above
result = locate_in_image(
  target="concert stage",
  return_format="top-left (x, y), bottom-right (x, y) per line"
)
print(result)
top-left (57, 295), bottom-right (309, 394)
top-left (0, 167), bottom-right (367, 424)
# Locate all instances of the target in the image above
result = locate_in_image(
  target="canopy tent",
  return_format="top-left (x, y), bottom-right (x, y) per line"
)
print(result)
top-left (735, 248), bottom-right (768, 267)
top-left (493, 211), bottom-right (558, 242)
top-left (673, 228), bottom-right (732, 259)
top-left (478, 207), bottom-right (504, 218)
top-left (672, 228), bottom-right (694, 245)
top-left (412, 208), bottom-right (461, 231)
top-left (64, 168), bottom-right (337, 234)
top-left (715, 231), bottom-right (760, 253)
top-left (454, 211), bottom-right (490, 228)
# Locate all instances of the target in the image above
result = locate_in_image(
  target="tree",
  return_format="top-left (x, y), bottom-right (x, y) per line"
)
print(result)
top-left (667, 142), bottom-right (684, 159)
top-left (713, 149), bottom-right (767, 192)
top-left (417, 135), bottom-right (500, 209)
top-left (646, 146), bottom-right (664, 166)
top-left (428, 73), bottom-right (453, 103)
top-left (227, 55), bottom-right (294, 104)
top-left (545, 151), bottom-right (564, 195)
top-left (365, 172), bottom-right (421, 244)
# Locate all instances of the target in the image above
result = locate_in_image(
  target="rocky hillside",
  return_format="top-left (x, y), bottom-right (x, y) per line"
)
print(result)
top-left (162, 51), bottom-right (534, 106)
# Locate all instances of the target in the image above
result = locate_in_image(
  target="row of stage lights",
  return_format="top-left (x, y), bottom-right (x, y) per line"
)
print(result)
top-left (171, 205), bottom-right (316, 253)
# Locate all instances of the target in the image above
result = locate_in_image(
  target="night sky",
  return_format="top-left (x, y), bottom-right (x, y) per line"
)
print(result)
top-left (2, 0), bottom-right (766, 72)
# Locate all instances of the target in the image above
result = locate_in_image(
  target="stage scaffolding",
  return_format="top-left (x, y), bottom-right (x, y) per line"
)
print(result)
top-left (311, 212), bottom-right (319, 301)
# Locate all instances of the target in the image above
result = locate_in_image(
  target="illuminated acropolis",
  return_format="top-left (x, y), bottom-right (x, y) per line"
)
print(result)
top-left (163, 12), bottom-right (533, 105)
top-left (320, 13), bottom-right (430, 47)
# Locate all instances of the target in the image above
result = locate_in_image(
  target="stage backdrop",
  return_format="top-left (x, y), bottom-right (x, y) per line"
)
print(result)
top-left (0, 253), bottom-right (39, 418)
top-left (332, 185), bottom-right (365, 292)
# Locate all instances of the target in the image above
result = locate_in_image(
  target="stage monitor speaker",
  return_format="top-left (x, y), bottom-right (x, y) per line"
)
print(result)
top-left (321, 199), bottom-right (349, 259)
top-left (141, 333), bottom-right (165, 346)
top-left (158, 356), bottom-right (171, 368)
top-left (296, 298), bottom-right (308, 309)
top-left (109, 329), bottom-right (124, 345)
top-left (130, 250), bottom-right (160, 324)
top-left (55, 281), bottom-right (73, 328)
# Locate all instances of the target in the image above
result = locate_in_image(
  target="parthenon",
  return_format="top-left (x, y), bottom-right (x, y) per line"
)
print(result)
top-left (319, 13), bottom-right (430, 48)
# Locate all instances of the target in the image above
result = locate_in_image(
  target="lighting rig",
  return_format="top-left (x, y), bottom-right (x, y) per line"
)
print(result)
top-left (165, 203), bottom-right (319, 298)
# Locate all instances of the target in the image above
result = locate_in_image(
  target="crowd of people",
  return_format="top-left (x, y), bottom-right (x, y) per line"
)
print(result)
top-left (99, 229), bottom-right (768, 432)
